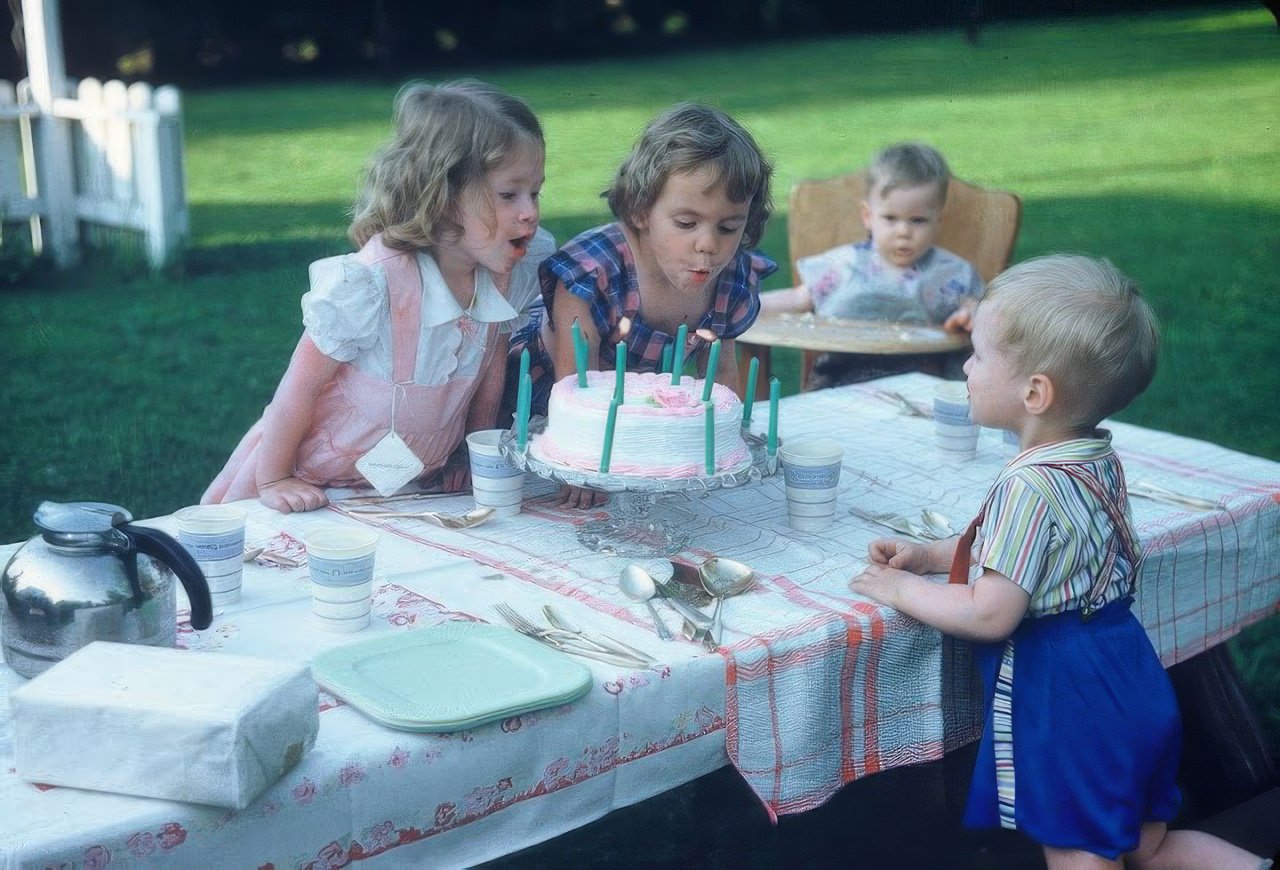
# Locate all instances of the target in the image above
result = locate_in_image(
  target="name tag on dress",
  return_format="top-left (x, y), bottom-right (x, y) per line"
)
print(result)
top-left (355, 431), bottom-right (424, 497)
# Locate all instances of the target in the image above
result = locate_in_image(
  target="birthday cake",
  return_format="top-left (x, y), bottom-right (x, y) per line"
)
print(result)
top-left (530, 371), bottom-right (752, 478)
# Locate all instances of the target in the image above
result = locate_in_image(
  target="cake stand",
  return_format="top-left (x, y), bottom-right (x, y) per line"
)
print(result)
top-left (501, 419), bottom-right (779, 557)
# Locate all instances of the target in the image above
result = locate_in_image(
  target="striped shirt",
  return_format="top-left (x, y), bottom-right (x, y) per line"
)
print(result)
top-left (973, 434), bottom-right (1139, 616)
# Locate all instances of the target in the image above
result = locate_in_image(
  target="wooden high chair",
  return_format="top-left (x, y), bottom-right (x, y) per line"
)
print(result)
top-left (739, 171), bottom-right (1022, 395)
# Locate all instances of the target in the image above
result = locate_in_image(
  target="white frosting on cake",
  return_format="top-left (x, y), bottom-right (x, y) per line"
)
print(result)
top-left (531, 371), bottom-right (751, 478)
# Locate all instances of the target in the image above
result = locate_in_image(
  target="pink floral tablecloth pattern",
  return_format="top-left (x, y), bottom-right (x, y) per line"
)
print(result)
top-left (2, 373), bottom-right (1277, 865)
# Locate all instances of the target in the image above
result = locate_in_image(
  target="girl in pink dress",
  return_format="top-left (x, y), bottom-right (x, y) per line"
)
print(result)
top-left (202, 80), bottom-right (551, 513)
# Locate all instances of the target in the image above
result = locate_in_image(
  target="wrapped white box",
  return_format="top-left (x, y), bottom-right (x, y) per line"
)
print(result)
top-left (12, 641), bottom-right (319, 809)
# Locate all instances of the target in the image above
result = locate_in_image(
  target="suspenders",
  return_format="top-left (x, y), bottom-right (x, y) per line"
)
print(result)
top-left (947, 458), bottom-right (1141, 619)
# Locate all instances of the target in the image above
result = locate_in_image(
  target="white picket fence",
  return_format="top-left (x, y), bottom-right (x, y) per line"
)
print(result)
top-left (0, 76), bottom-right (188, 269)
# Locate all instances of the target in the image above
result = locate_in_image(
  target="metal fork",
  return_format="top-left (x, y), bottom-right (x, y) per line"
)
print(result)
top-left (542, 605), bottom-right (658, 664)
top-left (493, 603), bottom-right (570, 641)
top-left (500, 604), bottom-right (656, 664)
top-left (492, 604), bottom-right (650, 668)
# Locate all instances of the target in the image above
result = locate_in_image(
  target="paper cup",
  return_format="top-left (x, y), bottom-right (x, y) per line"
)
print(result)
top-left (933, 383), bottom-right (978, 459)
top-left (176, 505), bottom-right (247, 605)
top-left (933, 382), bottom-right (972, 424)
top-left (779, 438), bottom-right (844, 532)
top-left (311, 611), bottom-right (372, 633)
top-left (312, 582), bottom-right (373, 619)
top-left (310, 588), bottom-right (372, 632)
top-left (935, 421), bottom-right (980, 458)
top-left (305, 526), bottom-right (377, 633)
top-left (467, 429), bottom-right (524, 518)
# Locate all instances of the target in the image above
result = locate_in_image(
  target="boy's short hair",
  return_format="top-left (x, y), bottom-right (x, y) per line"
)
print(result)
top-left (985, 254), bottom-right (1159, 427)
top-left (866, 142), bottom-right (950, 206)
top-left (605, 102), bottom-right (773, 249)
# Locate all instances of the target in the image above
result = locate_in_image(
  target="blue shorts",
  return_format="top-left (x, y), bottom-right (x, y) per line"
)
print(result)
top-left (964, 598), bottom-right (1182, 858)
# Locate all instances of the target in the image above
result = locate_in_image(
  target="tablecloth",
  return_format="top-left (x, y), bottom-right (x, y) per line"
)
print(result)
top-left (2, 373), bottom-right (1277, 866)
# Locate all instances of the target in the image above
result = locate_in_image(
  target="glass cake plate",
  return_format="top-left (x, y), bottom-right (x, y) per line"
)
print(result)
top-left (501, 420), bottom-right (780, 556)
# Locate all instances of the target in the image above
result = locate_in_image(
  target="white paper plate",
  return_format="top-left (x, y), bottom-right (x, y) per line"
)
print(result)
top-left (311, 622), bottom-right (592, 732)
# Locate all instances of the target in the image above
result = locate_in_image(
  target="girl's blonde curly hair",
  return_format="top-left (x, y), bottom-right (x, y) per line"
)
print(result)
top-left (349, 80), bottom-right (543, 251)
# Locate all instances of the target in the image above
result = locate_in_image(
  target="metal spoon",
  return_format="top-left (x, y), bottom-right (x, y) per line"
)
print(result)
top-left (680, 617), bottom-right (717, 651)
top-left (619, 565), bottom-right (673, 641)
top-left (651, 574), bottom-right (713, 628)
top-left (698, 557), bottom-right (755, 645)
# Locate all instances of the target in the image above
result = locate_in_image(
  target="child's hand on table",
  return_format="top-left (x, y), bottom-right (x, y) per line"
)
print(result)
top-left (850, 536), bottom-right (960, 607)
top-left (260, 477), bottom-right (329, 514)
top-left (943, 298), bottom-right (978, 333)
top-left (849, 561), bottom-right (920, 608)
top-left (556, 484), bottom-right (609, 509)
top-left (867, 537), bottom-right (939, 572)
top-left (851, 537), bottom-right (932, 607)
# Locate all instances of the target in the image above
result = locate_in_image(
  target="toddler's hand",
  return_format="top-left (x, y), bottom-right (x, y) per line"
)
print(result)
top-left (259, 477), bottom-right (328, 514)
top-left (867, 537), bottom-right (934, 573)
top-left (849, 562), bottom-right (915, 607)
top-left (943, 299), bottom-right (977, 333)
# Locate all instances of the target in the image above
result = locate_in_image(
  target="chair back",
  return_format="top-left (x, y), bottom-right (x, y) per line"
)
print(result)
top-left (787, 171), bottom-right (1022, 284)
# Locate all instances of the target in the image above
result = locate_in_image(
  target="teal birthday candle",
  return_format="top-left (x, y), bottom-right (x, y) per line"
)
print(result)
top-left (516, 372), bottom-right (531, 450)
top-left (701, 339), bottom-right (721, 402)
top-left (600, 399), bottom-right (619, 474)
top-left (614, 341), bottom-right (626, 404)
top-left (704, 400), bottom-right (715, 476)
top-left (767, 377), bottom-right (780, 455)
top-left (742, 356), bottom-right (759, 425)
top-left (671, 324), bottom-right (687, 385)
top-left (571, 318), bottom-right (588, 388)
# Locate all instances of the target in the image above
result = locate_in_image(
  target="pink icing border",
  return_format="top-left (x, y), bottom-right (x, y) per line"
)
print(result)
top-left (561, 371), bottom-right (740, 415)
top-left (532, 439), bottom-right (751, 478)
top-left (533, 371), bottom-right (751, 478)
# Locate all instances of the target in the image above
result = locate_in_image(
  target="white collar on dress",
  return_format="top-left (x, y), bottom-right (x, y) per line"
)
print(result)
top-left (416, 251), bottom-right (518, 328)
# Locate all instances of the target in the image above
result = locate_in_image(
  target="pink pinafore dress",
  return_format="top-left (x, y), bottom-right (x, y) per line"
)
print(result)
top-left (203, 239), bottom-right (497, 502)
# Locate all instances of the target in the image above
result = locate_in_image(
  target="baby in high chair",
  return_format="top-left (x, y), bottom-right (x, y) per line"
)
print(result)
top-left (760, 141), bottom-right (984, 388)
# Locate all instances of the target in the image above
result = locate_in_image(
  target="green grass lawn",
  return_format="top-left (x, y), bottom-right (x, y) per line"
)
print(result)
top-left (2, 5), bottom-right (1277, 745)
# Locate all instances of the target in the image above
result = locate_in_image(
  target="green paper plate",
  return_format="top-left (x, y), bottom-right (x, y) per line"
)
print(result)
top-left (312, 622), bottom-right (593, 732)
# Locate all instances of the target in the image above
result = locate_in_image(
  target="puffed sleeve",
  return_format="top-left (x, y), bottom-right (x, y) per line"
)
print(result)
top-left (502, 227), bottom-right (557, 334)
top-left (301, 254), bottom-right (388, 361)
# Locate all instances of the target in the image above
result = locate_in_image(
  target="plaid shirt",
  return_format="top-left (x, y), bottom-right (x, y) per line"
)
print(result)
top-left (537, 222), bottom-right (776, 372)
